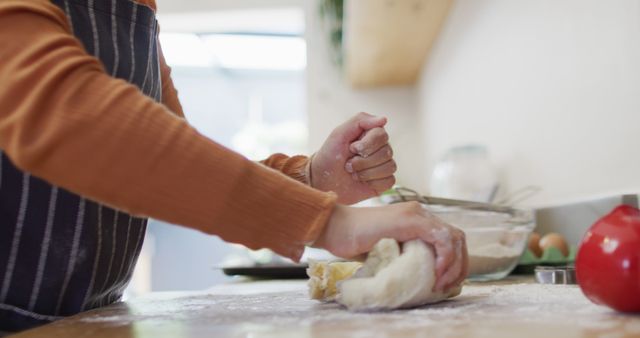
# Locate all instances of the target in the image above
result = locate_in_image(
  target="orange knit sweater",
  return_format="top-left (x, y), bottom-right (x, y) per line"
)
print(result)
top-left (0, 0), bottom-right (336, 260)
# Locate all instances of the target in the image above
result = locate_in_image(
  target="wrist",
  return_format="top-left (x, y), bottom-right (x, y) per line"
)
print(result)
top-left (311, 203), bottom-right (342, 249)
top-left (311, 204), bottom-right (359, 258)
top-left (306, 153), bottom-right (316, 188)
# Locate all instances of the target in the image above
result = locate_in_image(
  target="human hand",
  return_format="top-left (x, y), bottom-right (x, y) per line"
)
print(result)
top-left (311, 112), bottom-right (396, 205)
top-left (312, 202), bottom-right (468, 293)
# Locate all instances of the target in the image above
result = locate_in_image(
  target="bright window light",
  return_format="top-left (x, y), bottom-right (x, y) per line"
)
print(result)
top-left (201, 35), bottom-right (306, 71)
top-left (159, 33), bottom-right (212, 68)
top-left (159, 33), bottom-right (306, 71)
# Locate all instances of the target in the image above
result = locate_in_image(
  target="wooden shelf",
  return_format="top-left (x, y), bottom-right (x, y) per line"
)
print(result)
top-left (344, 0), bottom-right (453, 88)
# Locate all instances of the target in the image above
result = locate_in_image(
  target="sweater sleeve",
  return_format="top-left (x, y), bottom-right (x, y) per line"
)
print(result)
top-left (259, 154), bottom-right (311, 185)
top-left (0, 0), bottom-right (336, 260)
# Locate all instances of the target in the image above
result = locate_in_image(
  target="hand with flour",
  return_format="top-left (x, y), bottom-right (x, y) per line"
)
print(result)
top-left (313, 202), bottom-right (469, 293)
top-left (310, 112), bottom-right (396, 205)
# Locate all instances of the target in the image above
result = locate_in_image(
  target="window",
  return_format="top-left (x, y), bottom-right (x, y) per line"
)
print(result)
top-left (127, 8), bottom-right (308, 296)
top-left (160, 32), bottom-right (308, 159)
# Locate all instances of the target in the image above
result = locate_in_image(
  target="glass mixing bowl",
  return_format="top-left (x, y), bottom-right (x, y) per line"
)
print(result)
top-left (425, 205), bottom-right (535, 280)
top-left (382, 187), bottom-right (535, 281)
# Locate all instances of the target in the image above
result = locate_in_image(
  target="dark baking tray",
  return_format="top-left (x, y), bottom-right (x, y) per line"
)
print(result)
top-left (222, 264), bottom-right (309, 279)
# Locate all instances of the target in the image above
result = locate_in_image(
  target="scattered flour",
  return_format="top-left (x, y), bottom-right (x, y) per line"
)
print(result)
top-left (72, 279), bottom-right (638, 338)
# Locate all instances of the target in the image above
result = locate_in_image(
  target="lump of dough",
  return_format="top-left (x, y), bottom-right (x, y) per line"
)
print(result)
top-left (337, 239), bottom-right (461, 311)
top-left (307, 260), bottom-right (362, 301)
top-left (306, 238), bottom-right (398, 301)
top-left (351, 238), bottom-right (400, 278)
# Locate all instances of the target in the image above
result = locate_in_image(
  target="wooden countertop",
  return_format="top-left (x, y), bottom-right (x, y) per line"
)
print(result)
top-left (12, 277), bottom-right (640, 338)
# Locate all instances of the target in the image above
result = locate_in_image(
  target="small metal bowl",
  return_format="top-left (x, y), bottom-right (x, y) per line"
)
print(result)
top-left (535, 265), bottom-right (577, 284)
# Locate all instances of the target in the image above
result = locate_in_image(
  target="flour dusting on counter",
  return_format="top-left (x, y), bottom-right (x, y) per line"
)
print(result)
top-left (72, 279), bottom-right (633, 338)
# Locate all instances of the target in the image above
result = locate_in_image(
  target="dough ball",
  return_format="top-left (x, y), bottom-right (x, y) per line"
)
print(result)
top-left (352, 238), bottom-right (400, 278)
top-left (337, 239), bottom-right (462, 311)
top-left (307, 260), bottom-right (362, 301)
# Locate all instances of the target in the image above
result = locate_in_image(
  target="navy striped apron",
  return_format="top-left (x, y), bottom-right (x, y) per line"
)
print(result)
top-left (0, 0), bottom-right (162, 332)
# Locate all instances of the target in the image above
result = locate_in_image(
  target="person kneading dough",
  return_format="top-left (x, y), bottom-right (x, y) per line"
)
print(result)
top-left (309, 238), bottom-right (463, 311)
top-left (0, 0), bottom-right (467, 333)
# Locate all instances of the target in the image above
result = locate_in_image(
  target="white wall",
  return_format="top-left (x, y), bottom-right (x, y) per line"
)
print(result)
top-left (305, 0), bottom-right (426, 190)
top-left (419, 0), bottom-right (640, 207)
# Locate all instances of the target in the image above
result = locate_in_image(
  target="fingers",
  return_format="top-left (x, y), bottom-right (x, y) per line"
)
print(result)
top-left (452, 240), bottom-right (469, 287)
top-left (332, 112), bottom-right (387, 144)
top-left (357, 114), bottom-right (387, 131)
top-left (433, 228), bottom-right (467, 292)
top-left (428, 227), bottom-right (456, 288)
top-left (435, 236), bottom-right (464, 291)
top-left (350, 127), bottom-right (389, 157)
top-left (411, 210), bottom-right (467, 292)
top-left (352, 160), bottom-right (397, 181)
top-left (367, 176), bottom-right (396, 194)
top-left (345, 145), bottom-right (393, 174)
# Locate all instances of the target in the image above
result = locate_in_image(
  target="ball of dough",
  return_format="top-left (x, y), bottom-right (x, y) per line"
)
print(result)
top-left (539, 232), bottom-right (569, 257)
top-left (337, 239), bottom-right (462, 311)
top-left (307, 261), bottom-right (362, 301)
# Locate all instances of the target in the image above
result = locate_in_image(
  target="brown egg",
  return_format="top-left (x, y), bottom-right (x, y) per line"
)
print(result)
top-left (539, 232), bottom-right (569, 257)
top-left (527, 232), bottom-right (543, 257)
